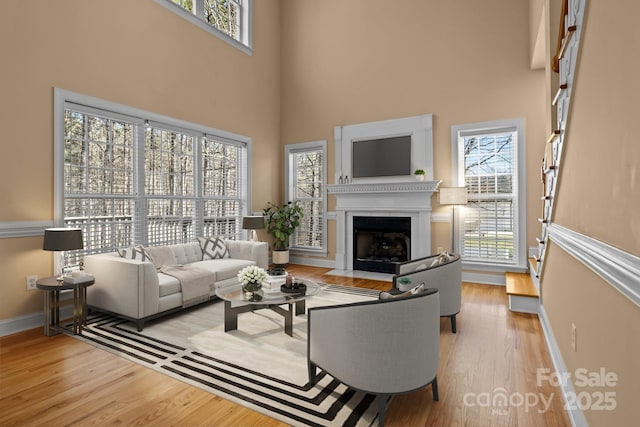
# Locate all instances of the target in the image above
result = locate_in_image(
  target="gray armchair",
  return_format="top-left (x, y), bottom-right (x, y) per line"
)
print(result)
top-left (395, 253), bottom-right (462, 332)
top-left (307, 288), bottom-right (440, 426)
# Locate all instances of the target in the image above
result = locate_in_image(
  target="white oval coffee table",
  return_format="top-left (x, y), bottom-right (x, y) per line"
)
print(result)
top-left (215, 279), bottom-right (320, 336)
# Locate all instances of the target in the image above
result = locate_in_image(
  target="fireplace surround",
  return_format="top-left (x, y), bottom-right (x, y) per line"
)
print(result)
top-left (328, 114), bottom-right (439, 272)
top-left (328, 181), bottom-right (440, 272)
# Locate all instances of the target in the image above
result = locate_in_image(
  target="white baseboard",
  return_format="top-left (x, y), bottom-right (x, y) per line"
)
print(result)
top-left (0, 305), bottom-right (74, 337)
top-left (288, 256), bottom-right (335, 269)
top-left (538, 305), bottom-right (588, 427)
top-left (462, 271), bottom-right (506, 286)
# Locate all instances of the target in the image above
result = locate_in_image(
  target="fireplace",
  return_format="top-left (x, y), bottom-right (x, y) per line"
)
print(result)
top-left (353, 216), bottom-right (411, 273)
top-left (327, 114), bottom-right (439, 272)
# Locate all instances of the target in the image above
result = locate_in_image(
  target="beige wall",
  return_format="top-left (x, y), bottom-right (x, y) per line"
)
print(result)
top-left (542, 1), bottom-right (640, 425)
top-left (0, 0), bottom-right (281, 320)
top-left (280, 0), bottom-right (546, 261)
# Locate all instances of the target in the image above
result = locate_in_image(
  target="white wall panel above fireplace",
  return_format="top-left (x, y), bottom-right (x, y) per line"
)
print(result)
top-left (334, 114), bottom-right (434, 183)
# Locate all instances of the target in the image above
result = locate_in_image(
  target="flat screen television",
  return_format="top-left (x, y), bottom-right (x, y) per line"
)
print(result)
top-left (351, 135), bottom-right (412, 178)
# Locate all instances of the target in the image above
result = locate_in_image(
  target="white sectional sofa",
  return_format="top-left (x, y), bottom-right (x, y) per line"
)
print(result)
top-left (84, 240), bottom-right (268, 330)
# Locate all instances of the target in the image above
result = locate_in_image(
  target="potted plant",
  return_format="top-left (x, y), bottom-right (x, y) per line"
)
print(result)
top-left (262, 201), bottom-right (304, 266)
top-left (414, 169), bottom-right (426, 181)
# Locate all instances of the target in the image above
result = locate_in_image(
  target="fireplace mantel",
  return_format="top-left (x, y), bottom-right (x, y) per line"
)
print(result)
top-left (329, 180), bottom-right (441, 271)
top-left (327, 181), bottom-right (440, 196)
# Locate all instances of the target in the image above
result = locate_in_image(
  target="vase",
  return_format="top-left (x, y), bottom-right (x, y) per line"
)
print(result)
top-left (242, 280), bottom-right (262, 296)
top-left (272, 249), bottom-right (290, 266)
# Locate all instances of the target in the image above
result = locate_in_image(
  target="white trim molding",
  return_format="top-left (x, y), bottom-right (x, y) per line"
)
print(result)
top-left (0, 221), bottom-right (53, 238)
top-left (538, 305), bottom-right (588, 427)
top-left (0, 298), bottom-right (74, 337)
top-left (548, 223), bottom-right (640, 308)
top-left (334, 114), bottom-right (434, 183)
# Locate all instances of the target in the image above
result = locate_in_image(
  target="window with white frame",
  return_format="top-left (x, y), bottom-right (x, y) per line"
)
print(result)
top-left (286, 141), bottom-right (326, 254)
top-left (452, 119), bottom-right (526, 269)
top-left (157, 0), bottom-right (252, 53)
top-left (57, 90), bottom-right (249, 266)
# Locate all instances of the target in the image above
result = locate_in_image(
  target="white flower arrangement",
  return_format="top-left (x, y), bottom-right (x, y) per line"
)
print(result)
top-left (237, 265), bottom-right (268, 287)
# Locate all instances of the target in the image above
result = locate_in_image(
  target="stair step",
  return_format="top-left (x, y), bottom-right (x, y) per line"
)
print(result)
top-left (506, 272), bottom-right (539, 297)
top-left (506, 272), bottom-right (539, 314)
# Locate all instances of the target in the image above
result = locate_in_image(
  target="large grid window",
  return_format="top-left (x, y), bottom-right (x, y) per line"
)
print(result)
top-left (159, 0), bottom-right (252, 52)
top-left (453, 120), bottom-right (525, 269)
top-left (58, 93), bottom-right (248, 265)
top-left (202, 137), bottom-right (244, 237)
top-left (145, 126), bottom-right (196, 245)
top-left (64, 110), bottom-right (137, 265)
top-left (286, 141), bottom-right (326, 254)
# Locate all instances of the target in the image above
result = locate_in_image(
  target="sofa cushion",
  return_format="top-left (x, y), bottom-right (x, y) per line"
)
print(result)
top-left (198, 236), bottom-right (230, 260)
top-left (157, 273), bottom-right (181, 298)
top-left (117, 245), bottom-right (152, 262)
top-left (197, 258), bottom-right (256, 282)
top-left (170, 242), bottom-right (202, 264)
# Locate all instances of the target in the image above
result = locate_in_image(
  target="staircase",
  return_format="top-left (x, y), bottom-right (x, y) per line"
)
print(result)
top-left (506, 272), bottom-right (539, 314)
top-left (532, 0), bottom-right (585, 280)
top-left (506, 0), bottom-right (586, 315)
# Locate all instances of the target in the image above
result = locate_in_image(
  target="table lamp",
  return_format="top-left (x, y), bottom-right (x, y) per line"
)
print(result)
top-left (439, 187), bottom-right (468, 253)
top-left (242, 216), bottom-right (265, 242)
top-left (43, 228), bottom-right (84, 281)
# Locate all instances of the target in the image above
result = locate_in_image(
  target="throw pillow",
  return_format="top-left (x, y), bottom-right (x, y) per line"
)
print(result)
top-left (198, 236), bottom-right (230, 260)
top-left (379, 283), bottom-right (425, 300)
top-left (431, 251), bottom-right (454, 267)
top-left (117, 245), bottom-right (153, 262)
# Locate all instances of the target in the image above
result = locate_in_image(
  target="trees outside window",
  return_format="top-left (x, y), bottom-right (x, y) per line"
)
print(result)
top-left (452, 119), bottom-right (526, 269)
top-left (57, 90), bottom-right (249, 265)
top-left (285, 141), bottom-right (326, 254)
top-left (160, 0), bottom-right (252, 53)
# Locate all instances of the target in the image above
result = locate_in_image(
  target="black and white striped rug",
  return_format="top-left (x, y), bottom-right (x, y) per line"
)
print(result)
top-left (76, 284), bottom-right (381, 427)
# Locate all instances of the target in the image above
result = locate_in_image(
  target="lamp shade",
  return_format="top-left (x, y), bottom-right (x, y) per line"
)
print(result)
top-left (242, 216), bottom-right (265, 230)
top-left (43, 228), bottom-right (84, 251)
top-left (439, 187), bottom-right (468, 205)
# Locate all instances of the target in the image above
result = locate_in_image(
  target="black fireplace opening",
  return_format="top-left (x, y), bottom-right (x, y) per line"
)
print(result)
top-left (353, 216), bottom-right (411, 274)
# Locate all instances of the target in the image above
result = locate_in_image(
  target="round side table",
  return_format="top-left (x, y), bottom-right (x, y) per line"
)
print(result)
top-left (36, 276), bottom-right (95, 336)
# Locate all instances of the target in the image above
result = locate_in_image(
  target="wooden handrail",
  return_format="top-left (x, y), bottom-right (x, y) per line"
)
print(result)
top-left (552, 0), bottom-right (569, 73)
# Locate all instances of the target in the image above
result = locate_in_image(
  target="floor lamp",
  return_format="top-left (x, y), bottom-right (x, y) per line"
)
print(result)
top-left (439, 187), bottom-right (468, 254)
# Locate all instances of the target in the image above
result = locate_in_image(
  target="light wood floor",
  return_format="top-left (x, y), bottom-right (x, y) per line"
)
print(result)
top-left (0, 265), bottom-right (570, 426)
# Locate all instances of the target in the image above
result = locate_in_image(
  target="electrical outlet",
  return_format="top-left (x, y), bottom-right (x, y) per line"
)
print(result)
top-left (26, 275), bottom-right (38, 291)
top-left (571, 323), bottom-right (577, 352)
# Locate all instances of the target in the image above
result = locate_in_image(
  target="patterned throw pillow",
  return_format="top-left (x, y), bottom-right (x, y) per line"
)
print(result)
top-left (117, 245), bottom-right (153, 262)
top-left (198, 236), bottom-right (230, 260)
top-left (379, 283), bottom-right (425, 300)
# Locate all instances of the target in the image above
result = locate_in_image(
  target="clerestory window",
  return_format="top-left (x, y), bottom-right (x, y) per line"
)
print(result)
top-left (285, 141), bottom-right (327, 255)
top-left (451, 119), bottom-right (526, 270)
top-left (55, 89), bottom-right (250, 266)
top-left (157, 0), bottom-right (252, 54)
